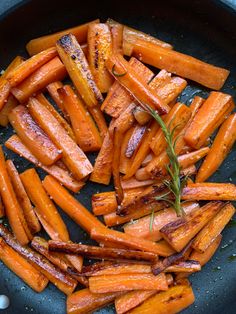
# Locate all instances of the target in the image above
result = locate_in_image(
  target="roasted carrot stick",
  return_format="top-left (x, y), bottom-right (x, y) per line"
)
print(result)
top-left (160, 201), bottom-right (224, 252)
top-left (132, 39), bottom-right (229, 90)
top-left (6, 160), bottom-right (40, 234)
top-left (28, 97), bottom-right (93, 180)
top-left (11, 57), bottom-right (67, 103)
top-left (26, 19), bottom-right (99, 55)
top-left (181, 183), bottom-right (236, 201)
top-left (35, 93), bottom-right (76, 142)
top-left (5, 135), bottom-right (84, 192)
top-left (0, 237), bottom-right (48, 292)
top-left (184, 92), bottom-right (235, 149)
top-left (121, 177), bottom-right (156, 190)
top-left (86, 105), bottom-right (108, 140)
top-left (196, 113), bottom-right (236, 182)
top-left (92, 191), bottom-right (117, 215)
top-left (88, 23), bottom-right (113, 92)
top-left (46, 81), bottom-right (69, 118)
top-left (0, 225), bottom-right (77, 295)
top-left (106, 54), bottom-right (170, 115)
top-left (124, 202), bottom-right (199, 242)
top-left (192, 203), bottom-right (235, 253)
top-left (126, 124), bottom-right (147, 158)
top-left (129, 281), bottom-right (195, 314)
top-left (9, 105), bottom-right (62, 166)
top-left (0, 195), bottom-right (4, 218)
top-left (0, 55), bottom-right (25, 78)
top-left (58, 85), bottom-right (102, 152)
top-left (89, 273), bottom-right (168, 293)
top-left (111, 103), bottom-right (136, 133)
top-left (42, 175), bottom-right (105, 234)
top-left (67, 288), bottom-right (121, 314)
top-left (56, 34), bottom-right (103, 107)
top-left (0, 79), bottom-right (11, 111)
top-left (6, 47), bottom-right (57, 87)
top-left (0, 95), bottom-right (18, 127)
top-left (0, 146), bottom-right (32, 245)
top-left (110, 22), bottom-right (124, 55)
top-left (119, 127), bottom-right (136, 174)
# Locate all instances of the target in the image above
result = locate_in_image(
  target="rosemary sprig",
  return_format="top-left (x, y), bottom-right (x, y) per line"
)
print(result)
top-left (111, 64), bottom-right (127, 77)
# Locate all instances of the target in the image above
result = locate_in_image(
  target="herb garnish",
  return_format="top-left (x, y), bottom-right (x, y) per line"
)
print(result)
top-left (111, 64), bottom-right (127, 77)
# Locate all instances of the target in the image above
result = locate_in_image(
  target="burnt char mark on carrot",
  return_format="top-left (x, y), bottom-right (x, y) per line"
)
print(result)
top-left (125, 125), bottom-right (147, 158)
top-left (57, 34), bottom-right (73, 51)
top-left (94, 32), bottom-right (99, 70)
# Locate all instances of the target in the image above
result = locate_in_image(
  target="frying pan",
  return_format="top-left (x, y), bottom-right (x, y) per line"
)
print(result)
top-left (0, 0), bottom-right (236, 313)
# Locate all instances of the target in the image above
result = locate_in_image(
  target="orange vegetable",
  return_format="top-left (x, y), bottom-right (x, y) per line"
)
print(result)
top-left (110, 22), bottom-right (124, 54)
top-left (0, 237), bottom-right (48, 292)
top-left (9, 105), bottom-right (62, 166)
top-left (58, 85), bottom-right (102, 152)
top-left (0, 146), bottom-right (31, 245)
top-left (11, 57), bottom-right (67, 103)
top-left (119, 126), bottom-right (136, 174)
top-left (0, 195), bottom-right (4, 218)
top-left (132, 39), bottom-right (229, 90)
top-left (5, 135), bottom-right (84, 193)
top-left (88, 23), bottom-right (113, 92)
top-left (196, 113), bottom-right (236, 182)
top-left (126, 124), bottom-right (147, 158)
top-left (178, 147), bottom-right (210, 169)
top-left (184, 92), bottom-right (235, 149)
top-left (182, 183), bottom-right (236, 201)
top-left (28, 97), bottom-right (93, 180)
top-left (1, 56), bottom-right (25, 78)
top-left (42, 175), bottom-right (105, 234)
top-left (89, 273), bottom-right (168, 293)
top-left (160, 201), bottom-right (224, 252)
top-left (6, 160), bottom-right (40, 234)
top-left (86, 106), bottom-right (108, 140)
top-left (0, 95), bottom-right (18, 127)
top-left (26, 19), bottom-right (99, 55)
top-left (121, 177), bottom-right (156, 190)
top-left (106, 54), bottom-right (170, 115)
top-left (92, 191), bottom-right (117, 215)
top-left (0, 79), bottom-right (11, 111)
top-left (56, 34), bottom-right (103, 107)
top-left (46, 81), bottom-right (69, 118)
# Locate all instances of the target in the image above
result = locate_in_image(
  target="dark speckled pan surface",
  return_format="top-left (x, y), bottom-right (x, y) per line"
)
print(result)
top-left (0, 0), bottom-right (236, 313)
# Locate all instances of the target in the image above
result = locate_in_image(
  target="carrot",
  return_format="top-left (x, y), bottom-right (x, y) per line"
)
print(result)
top-left (0, 237), bottom-right (48, 292)
top-left (35, 93), bottom-right (76, 142)
top-left (89, 273), bottom-right (168, 293)
top-left (26, 19), bottom-right (99, 55)
top-left (119, 127), bottom-right (135, 175)
top-left (58, 85), bottom-right (102, 152)
top-left (0, 95), bottom-right (18, 127)
top-left (124, 202), bottom-right (199, 242)
top-left (28, 97), bottom-right (93, 180)
top-left (160, 201), bottom-right (224, 252)
top-left (110, 22), bottom-right (124, 54)
top-left (9, 105), bottom-right (62, 166)
top-left (6, 47), bottom-right (57, 87)
top-left (178, 147), bottom-right (210, 169)
top-left (132, 39), bottom-right (229, 90)
top-left (0, 195), bottom-right (4, 218)
top-left (0, 225), bottom-right (77, 295)
top-left (0, 146), bottom-right (32, 245)
top-left (126, 124), bottom-right (147, 158)
top-left (192, 203), bottom-right (235, 253)
top-left (88, 23), bottom-right (113, 92)
top-left (111, 103), bottom-right (136, 133)
top-left (196, 113), bottom-right (236, 182)
top-left (20, 168), bottom-right (69, 241)
top-left (42, 175), bottom-right (105, 234)
top-left (113, 128), bottom-right (124, 204)
top-left (101, 57), bottom-right (154, 118)
top-left (184, 92), bottom-right (235, 149)
top-left (5, 135), bottom-right (84, 192)
top-left (86, 106), bottom-right (108, 140)
top-left (6, 160), bottom-right (40, 234)
top-left (121, 177), bottom-right (156, 190)
top-left (67, 288), bottom-right (121, 314)
top-left (92, 191), bottom-right (117, 215)
top-left (0, 79), bottom-right (11, 111)
top-left (46, 81), bottom-right (69, 118)
top-left (106, 54), bottom-right (170, 115)
top-left (56, 34), bottom-right (103, 107)
top-left (182, 183), bottom-right (236, 201)
top-left (0, 55), bottom-right (25, 78)
top-left (128, 281), bottom-right (195, 314)
top-left (11, 57), bottom-right (67, 103)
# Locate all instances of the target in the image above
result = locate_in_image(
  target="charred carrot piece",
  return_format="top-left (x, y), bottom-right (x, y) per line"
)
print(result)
top-left (132, 39), bottom-right (229, 90)
top-left (6, 160), bottom-right (40, 234)
top-left (121, 177), bottom-right (156, 190)
top-left (196, 113), bottom-right (236, 182)
top-left (120, 126), bottom-right (136, 174)
top-left (160, 201), bottom-right (224, 252)
top-left (126, 124), bottom-right (147, 158)
top-left (26, 19), bottom-right (99, 55)
top-left (92, 191), bottom-right (117, 215)
top-left (192, 203), bottom-right (235, 253)
top-left (6, 47), bottom-right (57, 87)
top-left (0, 237), bottom-right (48, 292)
top-left (0, 146), bottom-right (31, 245)
top-left (43, 175), bottom-right (105, 234)
top-left (5, 135), bottom-right (84, 193)
top-left (0, 195), bottom-right (4, 218)
top-left (113, 128), bottom-right (124, 205)
top-left (67, 288), bottom-right (121, 314)
top-left (184, 92), bottom-right (235, 149)
top-left (129, 281), bottom-right (195, 314)
top-left (106, 54), bottom-right (170, 115)
top-left (46, 81), bottom-right (69, 118)
top-left (86, 106), bottom-right (108, 140)
top-left (0, 95), bottom-right (18, 127)
top-left (111, 103), bottom-right (136, 133)
top-left (28, 97), bottom-right (93, 180)
top-left (0, 79), bottom-right (11, 111)
top-left (11, 57), bottom-right (67, 103)
top-left (88, 23), bottom-right (113, 92)
top-left (110, 22), bottom-right (124, 54)
top-left (0, 225), bottom-right (77, 295)
top-left (56, 34), bottom-right (103, 107)
top-left (9, 105), bottom-right (62, 166)
top-left (124, 202), bottom-right (199, 242)
top-left (182, 183), bottom-right (236, 201)
top-left (58, 85), bottom-right (102, 152)
top-left (35, 93), bottom-right (76, 142)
